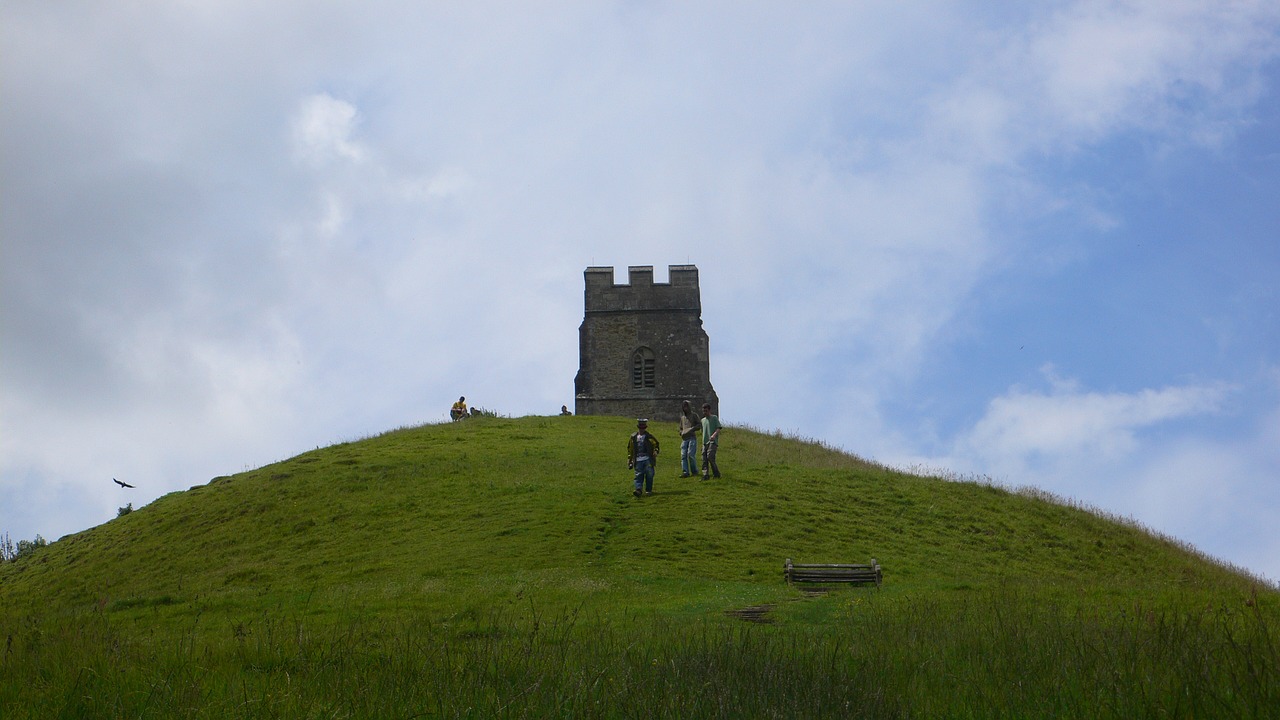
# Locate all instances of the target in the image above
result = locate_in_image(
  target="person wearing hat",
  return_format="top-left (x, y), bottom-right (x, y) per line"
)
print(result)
top-left (626, 418), bottom-right (660, 497)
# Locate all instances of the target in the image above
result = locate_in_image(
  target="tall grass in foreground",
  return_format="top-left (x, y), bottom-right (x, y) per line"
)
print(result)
top-left (4, 591), bottom-right (1275, 719)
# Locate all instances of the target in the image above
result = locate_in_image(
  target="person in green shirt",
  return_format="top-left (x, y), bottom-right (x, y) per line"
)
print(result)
top-left (700, 403), bottom-right (721, 480)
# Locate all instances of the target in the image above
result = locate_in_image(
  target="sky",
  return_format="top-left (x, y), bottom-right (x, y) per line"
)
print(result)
top-left (3, 2), bottom-right (1278, 581)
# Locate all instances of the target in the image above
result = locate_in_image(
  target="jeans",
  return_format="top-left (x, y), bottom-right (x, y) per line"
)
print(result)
top-left (633, 457), bottom-right (655, 493)
top-left (680, 436), bottom-right (699, 475)
top-left (702, 442), bottom-right (720, 478)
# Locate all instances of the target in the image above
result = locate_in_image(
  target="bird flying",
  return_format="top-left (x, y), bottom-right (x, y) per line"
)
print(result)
top-left (113, 478), bottom-right (135, 488)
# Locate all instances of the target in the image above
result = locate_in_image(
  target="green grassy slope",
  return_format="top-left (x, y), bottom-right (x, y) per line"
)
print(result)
top-left (3, 415), bottom-right (1276, 718)
top-left (1, 415), bottom-right (1261, 628)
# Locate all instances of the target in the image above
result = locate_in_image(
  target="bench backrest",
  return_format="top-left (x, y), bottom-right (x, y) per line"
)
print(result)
top-left (784, 558), bottom-right (882, 587)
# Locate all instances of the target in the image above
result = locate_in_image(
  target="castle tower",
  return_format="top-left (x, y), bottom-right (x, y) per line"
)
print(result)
top-left (574, 265), bottom-right (718, 422)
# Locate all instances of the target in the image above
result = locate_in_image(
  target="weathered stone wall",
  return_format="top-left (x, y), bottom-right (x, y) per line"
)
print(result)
top-left (574, 265), bottom-right (718, 422)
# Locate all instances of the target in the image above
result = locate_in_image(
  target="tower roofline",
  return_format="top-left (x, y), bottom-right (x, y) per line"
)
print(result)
top-left (583, 264), bottom-right (701, 313)
top-left (583, 264), bottom-right (699, 287)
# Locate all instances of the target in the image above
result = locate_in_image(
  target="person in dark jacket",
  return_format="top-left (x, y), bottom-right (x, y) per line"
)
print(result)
top-left (626, 418), bottom-right (660, 497)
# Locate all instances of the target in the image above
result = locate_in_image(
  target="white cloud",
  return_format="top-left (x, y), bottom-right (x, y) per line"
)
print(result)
top-left (292, 93), bottom-right (366, 165)
top-left (1026, 0), bottom-right (1279, 142)
top-left (957, 367), bottom-right (1231, 471)
top-left (395, 168), bottom-right (473, 203)
top-left (916, 0), bottom-right (1280, 171)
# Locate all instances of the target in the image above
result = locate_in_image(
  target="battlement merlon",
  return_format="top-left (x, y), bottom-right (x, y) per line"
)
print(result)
top-left (583, 264), bottom-right (702, 313)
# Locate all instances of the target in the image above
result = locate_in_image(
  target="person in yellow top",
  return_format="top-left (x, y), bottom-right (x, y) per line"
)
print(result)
top-left (450, 396), bottom-right (468, 421)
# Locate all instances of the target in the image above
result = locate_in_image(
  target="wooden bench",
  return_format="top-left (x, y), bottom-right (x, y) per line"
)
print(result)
top-left (784, 558), bottom-right (882, 587)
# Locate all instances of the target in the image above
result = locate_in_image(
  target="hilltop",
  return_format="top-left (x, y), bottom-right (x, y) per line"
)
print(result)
top-left (1, 415), bottom-right (1274, 718)
top-left (3, 415), bottom-right (1258, 619)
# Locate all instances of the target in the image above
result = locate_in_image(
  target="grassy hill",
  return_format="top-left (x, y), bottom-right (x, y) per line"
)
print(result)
top-left (2, 415), bottom-right (1276, 718)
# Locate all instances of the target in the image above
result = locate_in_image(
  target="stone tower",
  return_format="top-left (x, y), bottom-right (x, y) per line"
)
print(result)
top-left (574, 265), bottom-right (718, 422)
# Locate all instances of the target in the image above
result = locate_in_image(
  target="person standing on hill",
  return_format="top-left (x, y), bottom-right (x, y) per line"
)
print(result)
top-left (627, 418), bottom-right (660, 497)
top-left (677, 400), bottom-right (699, 478)
top-left (700, 403), bottom-right (721, 480)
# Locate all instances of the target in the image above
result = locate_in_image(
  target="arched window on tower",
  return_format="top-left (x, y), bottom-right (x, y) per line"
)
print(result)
top-left (632, 347), bottom-right (656, 389)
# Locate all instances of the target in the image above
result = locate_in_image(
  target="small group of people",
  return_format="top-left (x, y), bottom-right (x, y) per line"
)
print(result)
top-left (626, 401), bottom-right (721, 497)
top-left (456, 397), bottom-right (573, 420)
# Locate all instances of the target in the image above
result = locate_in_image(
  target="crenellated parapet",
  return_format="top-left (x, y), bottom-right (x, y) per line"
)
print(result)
top-left (583, 265), bottom-right (702, 314)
